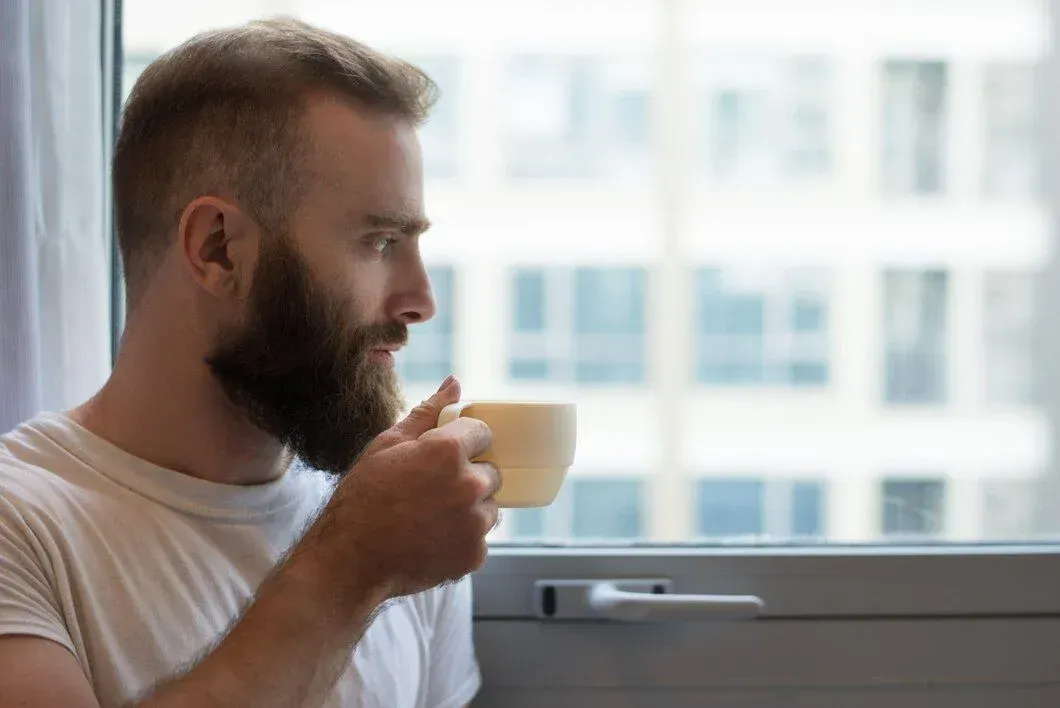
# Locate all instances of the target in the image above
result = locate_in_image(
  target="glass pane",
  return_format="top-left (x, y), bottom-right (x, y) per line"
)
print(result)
top-left (697, 479), bottom-right (764, 537)
top-left (395, 266), bottom-right (454, 384)
top-left (698, 56), bottom-right (833, 185)
top-left (882, 479), bottom-right (947, 538)
top-left (792, 481), bottom-right (825, 537)
top-left (884, 270), bottom-right (948, 404)
top-left (123, 0), bottom-right (1056, 549)
top-left (881, 61), bottom-right (948, 195)
top-left (982, 64), bottom-right (1039, 198)
top-left (406, 55), bottom-right (460, 180)
top-left (695, 269), bottom-right (830, 388)
top-left (513, 269), bottom-right (547, 332)
top-left (504, 56), bottom-right (650, 180)
top-left (508, 508), bottom-right (546, 540)
top-left (571, 479), bottom-right (644, 540)
top-left (983, 272), bottom-right (1037, 405)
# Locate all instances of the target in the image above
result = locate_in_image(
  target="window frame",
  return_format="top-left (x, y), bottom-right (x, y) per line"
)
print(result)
top-left (474, 545), bottom-right (1060, 620)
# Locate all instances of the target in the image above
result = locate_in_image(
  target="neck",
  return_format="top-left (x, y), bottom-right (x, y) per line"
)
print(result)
top-left (71, 309), bottom-right (292, 487)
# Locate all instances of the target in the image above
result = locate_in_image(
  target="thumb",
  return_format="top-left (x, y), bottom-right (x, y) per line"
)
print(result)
top-left (392, 375), bottom-right (462, 440)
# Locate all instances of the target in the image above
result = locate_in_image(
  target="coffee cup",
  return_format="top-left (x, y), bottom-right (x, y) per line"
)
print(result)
top-left (436, 401), bottom-right (577, 508)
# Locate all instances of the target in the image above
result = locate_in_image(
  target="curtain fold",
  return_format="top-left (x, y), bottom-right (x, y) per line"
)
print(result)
top-left (0, 0), bottom-right (110, 434)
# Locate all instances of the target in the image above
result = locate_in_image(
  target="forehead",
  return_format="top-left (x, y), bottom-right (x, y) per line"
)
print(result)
top-left (299, 94), bottom-right (424, 212)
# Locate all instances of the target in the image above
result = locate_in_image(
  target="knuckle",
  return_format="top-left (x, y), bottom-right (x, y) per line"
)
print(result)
top-left (427, 435), bottom-right (464, 466)
top-left (472, 418), bottom-right (493, 441)
top-left (458, 469), bottom-right (488, 501)
top-left (484, 464), bottom-right (502, 495)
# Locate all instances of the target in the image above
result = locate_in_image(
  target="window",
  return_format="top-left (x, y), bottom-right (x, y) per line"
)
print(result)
top-left (884, 270), bottom-right (948, 404)
top-left (881, 478), bottom-right (947, 537)
top-left (698, 56), bottom-right (832, 184)
top-left (504, 476), bottom-right (645, 541)
top-left (118, 2), bottom-right (1060, 704)
top-left (405, 55), bottom-right (460, 179)
top-left (694, 269), bottom-right (829, 387)
top-left (395, 266), bottom-right (455, 383)
top-left (571, 478), bottom-right (644, 540)
top-left (503, 55), bottom-right (650, 180)
top-left (983, 64), bottom-right (1038, 198)
top-left (881, 61), bottom-right (948, 195)
top-left (983, 273), bottom-right (1036, 405)
top-left (507, 506), bottom-right (546, 540)
top-left (121, 53), bottom-right (154, 101)
top-left (509, 267), bottom-right (646, 385)
top-left (697, 479), bottom-right (763, 537)
top-left (696, 478), bottom-right (826, 539)
top-left (981, 478), bottom-right (1039, 540)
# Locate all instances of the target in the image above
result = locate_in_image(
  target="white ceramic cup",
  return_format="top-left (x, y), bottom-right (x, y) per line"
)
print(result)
top-left (436, 401), bottom-right (577, 508)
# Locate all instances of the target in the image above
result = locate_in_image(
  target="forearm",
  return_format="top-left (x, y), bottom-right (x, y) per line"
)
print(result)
top-left (135, 541), bottom-right (386, 708)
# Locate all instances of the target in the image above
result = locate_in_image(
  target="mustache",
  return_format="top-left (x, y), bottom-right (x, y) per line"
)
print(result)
top-left (360, 321), bottom-right (408, 350)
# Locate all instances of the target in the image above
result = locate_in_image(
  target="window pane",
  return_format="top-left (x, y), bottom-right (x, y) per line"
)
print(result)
top-left (983, 273), bottom-right (1037, 405)
top-left (695, 269), bottom-right (830, 388)
top-left (571, 479), bottom-right (644, 540)
top-left (574, 268), bottom-right (646, 384)
top-left (697, 480), bottom-right (764, 537)
top-left (508, 508), bottom-right (546, 540)
top-left (508, 267), bottom-right (646, 385)
top-left (513, 269), bottom-right (547, 332)
top-left (123, 1), bottom-right (1056, 550)
top-left (698, 56), bottom-right (833, 185)
top-left (882, 61), bottom-right (948, 195)
top-left (396, 266), bottom-right (454, 383)
top-left (981, 478), bottom-right (1039, 540)
top-left (407, 55), bottom-right (460, 180)
top-left (504, 56), bottom-right (650, 180)
top-left (882, 479), bottom-right (947, 537)
top-left (884, 270), bottom-right (948, 404)
top-left (792, 481), bottom-right (825, 537)
top-left (983, 64), bottom-right (1038, 198)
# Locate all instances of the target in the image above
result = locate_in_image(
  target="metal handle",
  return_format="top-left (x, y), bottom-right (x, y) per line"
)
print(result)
top-left (588, 581), bottom-right (764, 622)
top-left (534, 579), bottom-right (764, 622)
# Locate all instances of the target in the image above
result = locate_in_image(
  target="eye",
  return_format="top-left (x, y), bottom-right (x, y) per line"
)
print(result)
top-left (371, 235), bottom-right (398, 255)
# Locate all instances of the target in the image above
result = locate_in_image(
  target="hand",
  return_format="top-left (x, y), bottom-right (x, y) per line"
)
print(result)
top-left (311, 376), bottom-right (500, 601)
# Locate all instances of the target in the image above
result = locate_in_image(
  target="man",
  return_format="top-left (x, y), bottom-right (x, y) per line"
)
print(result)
top-left (0, 17), bottom-right (498, 708)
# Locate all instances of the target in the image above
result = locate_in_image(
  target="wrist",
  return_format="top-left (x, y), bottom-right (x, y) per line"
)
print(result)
top-left (284, 517), bottom-right (394, 619)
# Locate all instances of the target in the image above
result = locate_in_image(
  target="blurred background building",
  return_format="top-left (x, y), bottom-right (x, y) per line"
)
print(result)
top-left (124, 0), bottom-right (1052, 544)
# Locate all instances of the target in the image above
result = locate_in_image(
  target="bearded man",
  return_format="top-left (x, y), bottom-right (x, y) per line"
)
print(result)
top-left (0, 17), bottom-right (496, 708)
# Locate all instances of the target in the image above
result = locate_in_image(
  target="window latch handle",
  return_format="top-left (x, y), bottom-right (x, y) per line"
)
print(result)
top-left (535, 578), bottom-right (764, 622)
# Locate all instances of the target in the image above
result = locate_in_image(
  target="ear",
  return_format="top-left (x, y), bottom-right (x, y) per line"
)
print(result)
top-left (177, 196), bottom-right (261, 301)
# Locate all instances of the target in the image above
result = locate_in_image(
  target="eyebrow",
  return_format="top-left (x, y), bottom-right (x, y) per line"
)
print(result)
top-left (361, 211), bottom-right (432, 237)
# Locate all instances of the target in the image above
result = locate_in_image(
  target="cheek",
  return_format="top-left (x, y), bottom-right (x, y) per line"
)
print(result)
top-left (334, 263), bottom-right (391, 324)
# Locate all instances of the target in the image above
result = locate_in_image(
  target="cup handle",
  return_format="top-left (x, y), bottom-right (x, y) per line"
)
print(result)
top-left (437, 401), bottom-right (472, 428)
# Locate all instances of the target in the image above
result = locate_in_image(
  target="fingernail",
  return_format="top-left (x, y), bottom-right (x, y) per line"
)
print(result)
top-left (437, 374), bottom-right (456, 392)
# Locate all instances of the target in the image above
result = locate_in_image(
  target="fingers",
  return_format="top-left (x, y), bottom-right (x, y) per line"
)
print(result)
top-left (390, 375), bottom-right (461, 440)
top-left (470, 462), bottom-right (502, 500)
top-left (421, 415), bottom-right (494, 461)
top-left (478, 497), bottom-right (500, 535)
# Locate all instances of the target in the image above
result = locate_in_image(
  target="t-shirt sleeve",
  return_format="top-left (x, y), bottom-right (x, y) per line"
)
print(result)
top-left (424, 575), bottom-right (482, 708)
top-left (0, 494), bottom-right (74, 653)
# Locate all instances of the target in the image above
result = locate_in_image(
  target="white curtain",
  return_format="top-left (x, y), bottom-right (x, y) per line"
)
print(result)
top-left (0, 0), bottom-right (110, 433)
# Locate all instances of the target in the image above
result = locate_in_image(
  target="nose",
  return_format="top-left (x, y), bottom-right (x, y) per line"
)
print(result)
top-left (389, 262), bottom-right (436, 325)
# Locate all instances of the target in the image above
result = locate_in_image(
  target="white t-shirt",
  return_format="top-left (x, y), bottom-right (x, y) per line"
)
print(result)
top-left (0, 413), bottom-right (481, 708)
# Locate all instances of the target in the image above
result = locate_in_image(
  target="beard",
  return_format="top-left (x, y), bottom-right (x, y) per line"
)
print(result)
top-left (205, 236), bottom-right (406, 476)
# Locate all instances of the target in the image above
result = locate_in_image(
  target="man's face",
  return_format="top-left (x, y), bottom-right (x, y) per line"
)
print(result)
top-left (207, 97), bottom-right (435, 475)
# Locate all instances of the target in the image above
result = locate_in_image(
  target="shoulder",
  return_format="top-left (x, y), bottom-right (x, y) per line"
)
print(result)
top-left (0, 416), bottom-right (85, 520)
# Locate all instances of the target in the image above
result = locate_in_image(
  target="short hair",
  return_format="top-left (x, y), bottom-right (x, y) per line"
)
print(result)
top-left (113, 17), bottom-right (437, 303)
